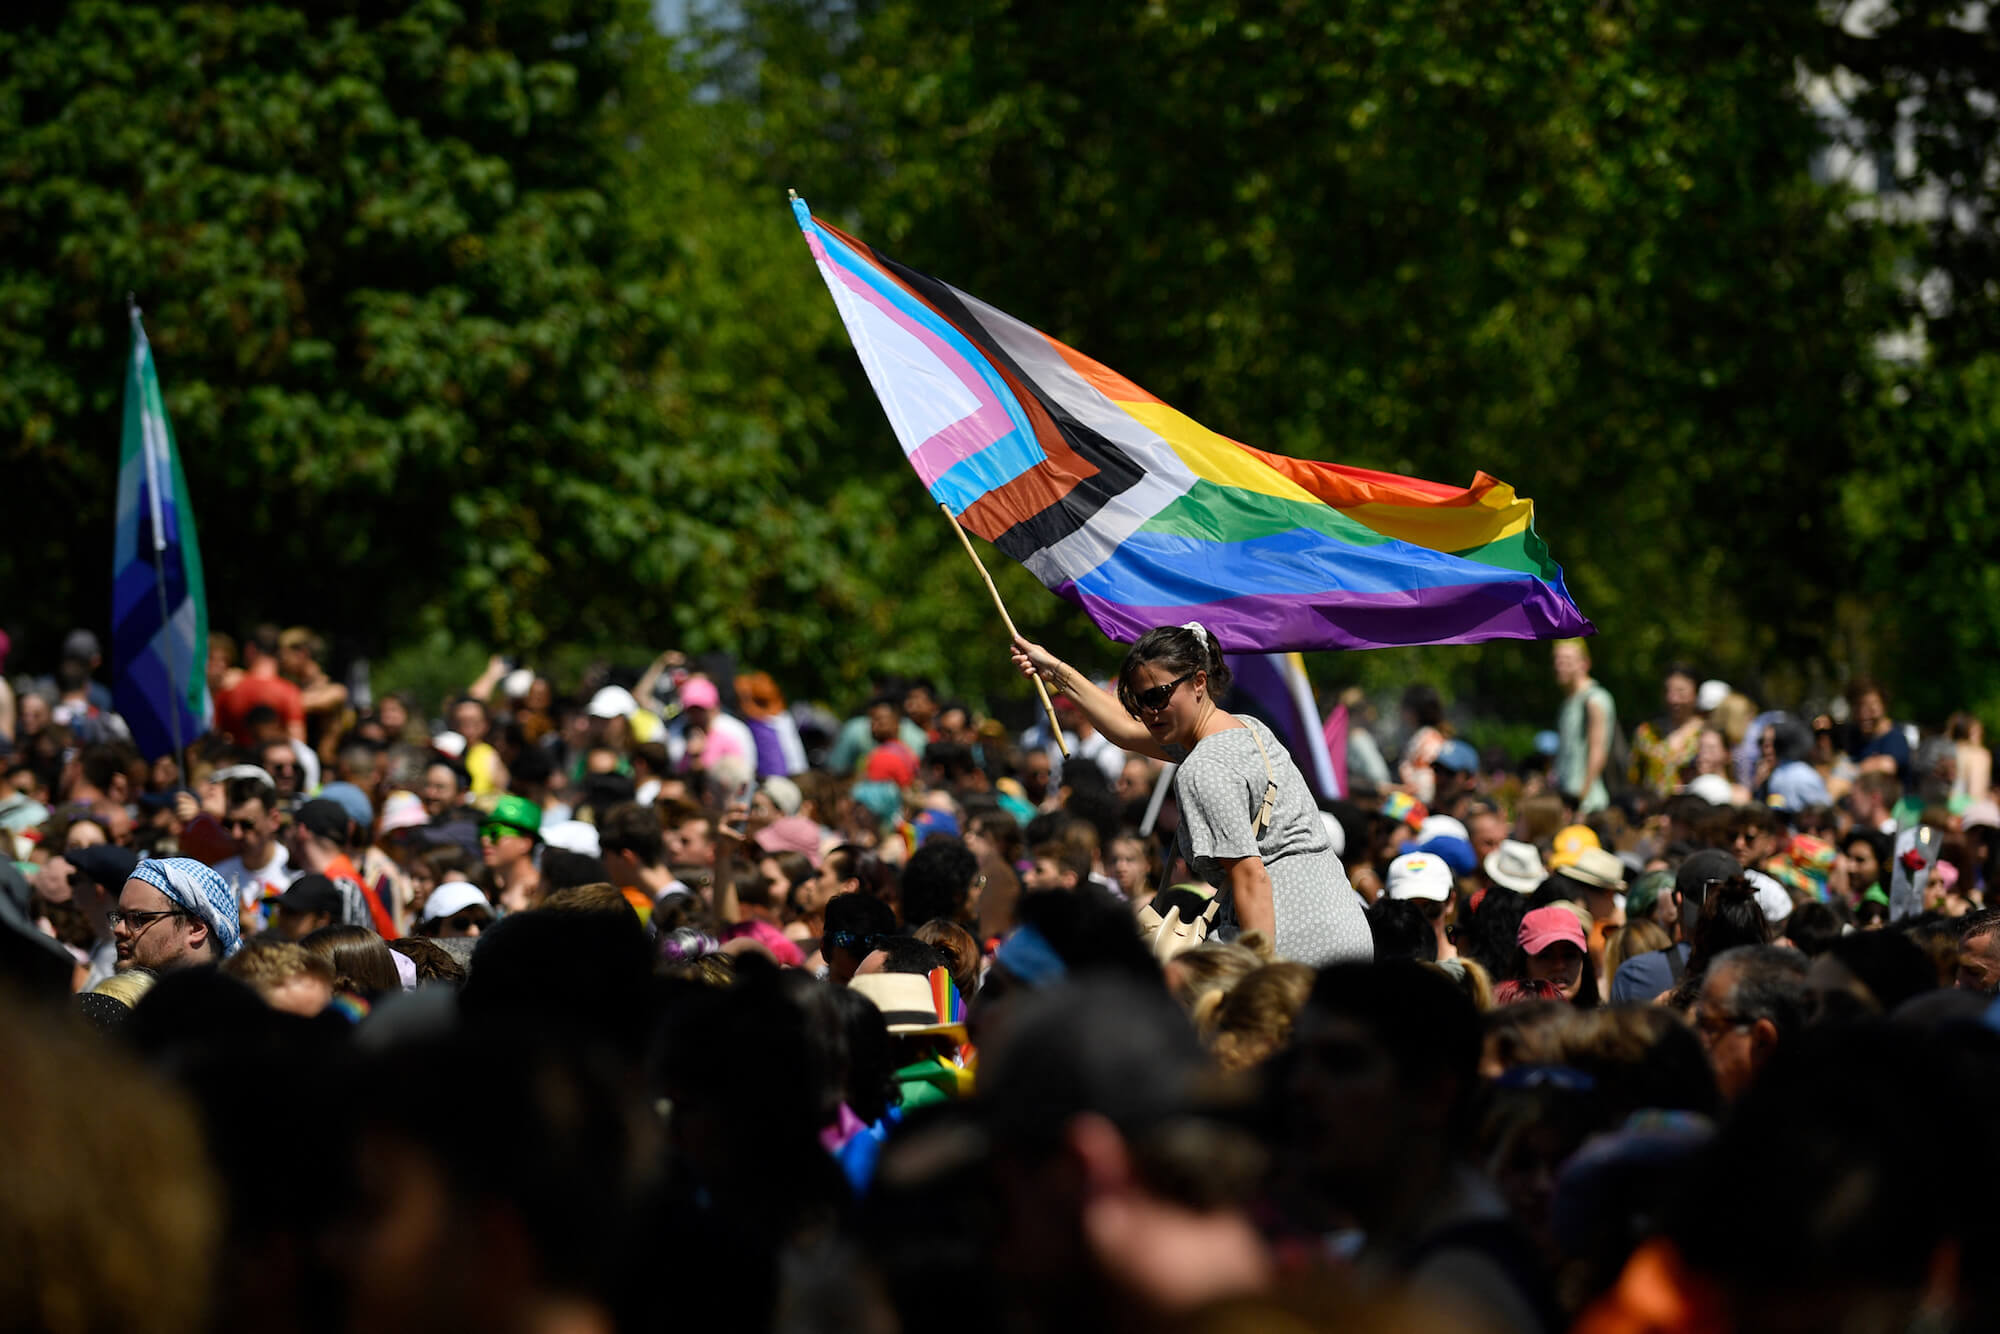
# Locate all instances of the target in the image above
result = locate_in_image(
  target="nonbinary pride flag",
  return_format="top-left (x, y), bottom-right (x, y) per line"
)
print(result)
top-left (792, 198), bottom-right (1594, 651)
top-left (112, 308), bottom-right (210, 761)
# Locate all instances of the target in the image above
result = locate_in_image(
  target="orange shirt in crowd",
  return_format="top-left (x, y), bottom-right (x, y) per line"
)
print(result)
top-left (214, 672), bottom-right (304, 746)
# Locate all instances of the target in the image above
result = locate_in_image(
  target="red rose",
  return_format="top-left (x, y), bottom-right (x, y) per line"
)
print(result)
top-left (1899, 849), bottom-right (1928, 873)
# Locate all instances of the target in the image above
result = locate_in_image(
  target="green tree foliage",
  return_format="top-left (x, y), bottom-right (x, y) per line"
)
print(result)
top-left (1817, 2), bottom-right (2000, 722)
top-left (3, 1), bottom-right (1987, 725)
top-left (0, 0), bottom-right (1051, 704)
top-left (709, 0), bottom-right (1909, 718)
top-left (1842, 350), bottom-right (2000, 725)
top-left (604, 44), bottom-right (1034, 699)
top-left (1828, 0), bottom-right (2000, 360)
top-left (1, 0), bottom-right (673, 655)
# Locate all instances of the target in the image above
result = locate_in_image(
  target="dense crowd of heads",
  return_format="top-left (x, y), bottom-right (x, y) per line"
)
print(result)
top-left (1, 625), bottom-right (1997, 1333)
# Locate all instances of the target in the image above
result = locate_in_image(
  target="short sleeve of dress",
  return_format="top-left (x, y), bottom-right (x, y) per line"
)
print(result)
top-left (1176, 752), bottom-right (1260, 869)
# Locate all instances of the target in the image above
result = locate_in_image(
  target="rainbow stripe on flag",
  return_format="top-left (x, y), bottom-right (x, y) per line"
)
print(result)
top-left (793, 198), bottom-right (1593, 651)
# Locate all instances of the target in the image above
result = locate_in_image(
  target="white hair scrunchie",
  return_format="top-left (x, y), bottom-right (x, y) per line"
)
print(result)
top-left (1181, 620), bottom-right (1211, 647)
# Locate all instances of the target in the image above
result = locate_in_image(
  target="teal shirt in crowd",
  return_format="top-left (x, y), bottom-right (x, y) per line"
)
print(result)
top-left (1557, 682), bottom-right (1617, 814)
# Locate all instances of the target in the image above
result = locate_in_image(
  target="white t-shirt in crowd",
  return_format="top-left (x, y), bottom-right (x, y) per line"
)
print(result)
top-left (213, 843), bottom-right (300, 912)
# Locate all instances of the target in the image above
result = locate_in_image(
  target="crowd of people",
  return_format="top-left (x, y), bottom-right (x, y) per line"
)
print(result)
top-left (4, 618), bottom-right (2000, 1334)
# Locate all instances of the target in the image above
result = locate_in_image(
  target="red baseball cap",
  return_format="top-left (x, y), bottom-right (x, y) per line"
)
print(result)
top-left (864, 741), bottom-right (918, 787)
top-left (1517, 905), bottom-right (1588, 955)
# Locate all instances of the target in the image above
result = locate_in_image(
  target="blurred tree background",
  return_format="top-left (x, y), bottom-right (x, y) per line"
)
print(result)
top-left (1, 0), bottom-right (1992, 728)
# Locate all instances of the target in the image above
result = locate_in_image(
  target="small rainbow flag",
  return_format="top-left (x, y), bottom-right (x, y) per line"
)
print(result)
top-left (793, 198), bottom-right (1593, 651)
top-left (928, 965), bottom-right (966, 1029)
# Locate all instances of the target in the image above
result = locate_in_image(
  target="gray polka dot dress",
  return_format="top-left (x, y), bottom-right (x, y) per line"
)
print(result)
top-left (1169, 717), bottom-right (1372, 966)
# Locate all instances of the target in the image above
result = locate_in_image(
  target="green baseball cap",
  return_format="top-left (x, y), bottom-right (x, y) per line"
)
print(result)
top-left (1626, 869), bottom-right (1674, 920)
top-left (485, 793), bottom-right (542, 834)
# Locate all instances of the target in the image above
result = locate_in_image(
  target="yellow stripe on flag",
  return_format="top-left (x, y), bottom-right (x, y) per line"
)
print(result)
top-left (1342, 485), bottom-right (1532, 553)
top-left (1118, 401), bottom-right (1317, 504)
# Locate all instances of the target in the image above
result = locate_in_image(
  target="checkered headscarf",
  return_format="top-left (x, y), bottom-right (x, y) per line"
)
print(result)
top-left (130, 857), bottom-right (241, 958)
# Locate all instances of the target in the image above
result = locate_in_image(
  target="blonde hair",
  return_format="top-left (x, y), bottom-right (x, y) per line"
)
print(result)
top-left (1057, 820), bottom-right (1101, 868)
top-left (1711, 693), bottom-right (1757, 749)
top-left (222, 940), bottom-right (334, 994)
top-left (1603, 918), bottom-right (1673, 980)
top-left (1424, 956), bottom-right (1495, 1012)
top-left (539, 883), bottom-right (639, 922)
top-left (1481, 1000), bottom-right (1582, 1075)
top-left (662, 953), bottom-right (735, 988)
top-left (88, 969), bottom-right (159, 1008)
top-left (1518, 794), bottom-right (1566, 848)
top-left (1558, 1005), bottom-right (1689, 1069)
top-left (1164, 934), bottom-right (1272, 1013)
top-left (1195, 961), bottom-right (1314, 1073)
top-left (279, 626), bottom-right (323, 659)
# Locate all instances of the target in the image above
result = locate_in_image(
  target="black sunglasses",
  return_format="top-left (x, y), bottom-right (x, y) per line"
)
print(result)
top-left (446, 912), bottom-right (490, 932)
top-left (107, 908), bottom-right (185, 929)
top-left (1128, 672), bottom-right (1195, 716)
top-left (826, 929), bottom-right (877, 956)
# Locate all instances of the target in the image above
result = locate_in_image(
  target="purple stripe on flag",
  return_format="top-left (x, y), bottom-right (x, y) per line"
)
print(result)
top-left (1053, 579), bottom-right (1595, 652)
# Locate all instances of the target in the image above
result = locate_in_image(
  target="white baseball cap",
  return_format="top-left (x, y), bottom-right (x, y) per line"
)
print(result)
top-left (587, 685), bottom-right (638, 720)
top-left (1685, 773), bottom-right (1734, 806)
top-left (1748, 869), bottom-right (1794, 925)
top-left (421, 881), bottom-right (490, 923)
top-left (540, 820), bottom-right (602, 858)
top-left (1386, 852), bottom-right (1452, 902)
top-left (1318, 810), bottom-right (1347, 859)
top-left (760, 776), bottom-right (803, 817)
top-left (209, 763), bottom-right (277, 789)
top-left (1415, 814), bottom-right (1470, 844)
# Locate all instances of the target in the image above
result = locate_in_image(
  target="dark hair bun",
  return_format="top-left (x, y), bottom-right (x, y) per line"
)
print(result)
top-left (1117, 624), bottom-right (1233, 709)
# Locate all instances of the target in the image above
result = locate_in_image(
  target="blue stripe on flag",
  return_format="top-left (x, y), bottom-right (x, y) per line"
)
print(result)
top-left (1070, 526), bottom-right (1536, 605)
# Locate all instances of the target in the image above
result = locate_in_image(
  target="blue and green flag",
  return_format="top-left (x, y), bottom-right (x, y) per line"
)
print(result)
top-left (112, 307), bottom-right (209, 761)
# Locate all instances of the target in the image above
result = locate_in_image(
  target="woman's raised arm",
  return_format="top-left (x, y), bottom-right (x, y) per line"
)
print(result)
top-left (1010, 636), bottom-right (1172, 762)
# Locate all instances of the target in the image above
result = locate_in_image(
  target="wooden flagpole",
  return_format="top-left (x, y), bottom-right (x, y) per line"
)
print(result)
top-left (792, 189), bottom-right (1066, 758)
top-left (939, 503), bottom-right (1069, 758)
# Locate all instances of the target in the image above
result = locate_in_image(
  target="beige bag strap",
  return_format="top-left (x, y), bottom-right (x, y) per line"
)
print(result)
top-left (1240, 716), bottom-right (1281, 838)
